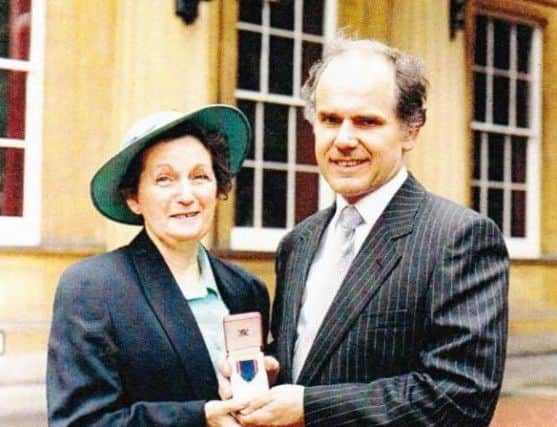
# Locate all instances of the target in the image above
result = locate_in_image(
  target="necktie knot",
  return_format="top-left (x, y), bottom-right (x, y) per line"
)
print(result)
top-left (335, 205), bottom-right (364, 278)
top-left (338, 205), bottom-right (363, 233)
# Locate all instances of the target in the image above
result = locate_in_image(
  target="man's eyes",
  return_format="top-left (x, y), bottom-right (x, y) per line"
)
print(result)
top-left (353, 117), bottom-right (382, 127)
top-left (319, 114), bottom-right (342, 125)
top-left (318, 115), bottom-right (382, 127)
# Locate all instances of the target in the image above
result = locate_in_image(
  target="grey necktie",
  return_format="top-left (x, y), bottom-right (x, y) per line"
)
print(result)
top-left (336, 205), bottom-right (364, 280)
top-left (291, 205), bottom-right (364, 381)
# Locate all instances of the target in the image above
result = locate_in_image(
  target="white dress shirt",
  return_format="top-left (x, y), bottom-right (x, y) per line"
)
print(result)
top-left (292, 167), bottom-right (408, 381)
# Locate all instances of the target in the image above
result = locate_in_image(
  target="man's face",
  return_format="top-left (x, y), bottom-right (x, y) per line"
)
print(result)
top-left (313, 52), bottom-right (418, 204)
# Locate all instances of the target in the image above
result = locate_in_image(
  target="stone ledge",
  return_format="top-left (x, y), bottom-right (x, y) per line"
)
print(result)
top-left (0, 352), bottom-right (46, 386)
top-left (508, 332), bottom-right (557, 356)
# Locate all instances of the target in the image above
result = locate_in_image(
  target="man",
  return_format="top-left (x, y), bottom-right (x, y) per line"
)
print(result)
top-left (229, 37), bottom-right (509, 426)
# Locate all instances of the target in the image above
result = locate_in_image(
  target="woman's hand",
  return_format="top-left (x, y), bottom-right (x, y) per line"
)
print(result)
top-left (205, 399), bottom-right (247, 427)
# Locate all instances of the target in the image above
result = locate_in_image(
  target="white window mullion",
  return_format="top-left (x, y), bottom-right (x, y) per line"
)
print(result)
top-left (509, 24), bottom-right (517, 128)
top-left (502, 135), bottom-right (512, 236)
top-left (293, 0), bottom-right (303, 98)
top-left (286, 106), bottom-right (296, 228)
top-left (324, 0), bottom-right (338, 39)
top-left (0, 57), bottom-right (32, 72)
top-left (524, 27), bottom-right (542, 256)
top-left (235, 90), bottom-right (304, 107)
top-left (486, 18), bottom-right (494, 124)
top-left (261, 3), bottom-right (270, 96)
top-left (253, 102), bottom-right (264, 228)
top-left (480, 132), bottom-right (488, 215)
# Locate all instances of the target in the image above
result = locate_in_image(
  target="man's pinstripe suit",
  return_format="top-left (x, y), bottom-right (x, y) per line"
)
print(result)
top-left (271, 174), bottom-right (509, 426)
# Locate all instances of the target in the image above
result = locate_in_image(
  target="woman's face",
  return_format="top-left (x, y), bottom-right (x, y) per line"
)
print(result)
top-left (125, 135), bottom-right (218, 251)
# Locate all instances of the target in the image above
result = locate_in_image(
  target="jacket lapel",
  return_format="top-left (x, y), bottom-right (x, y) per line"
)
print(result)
top-left (127, 231), bottom-right (218, 399)
top-left (208, 252), bottom-right (250, 315)
top-left (280, 206), bottom-right (335, 382)
top-left (296, 175), bottom-right (426, 385)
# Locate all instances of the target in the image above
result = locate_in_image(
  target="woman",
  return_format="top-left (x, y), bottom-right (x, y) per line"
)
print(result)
top-left (47, 105), bottom-right (269, 426)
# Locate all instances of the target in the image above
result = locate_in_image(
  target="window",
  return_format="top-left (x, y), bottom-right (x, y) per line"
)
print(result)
top-left (0, 0), bottom-right (44, 246)
top-left (471, 13), bottom-right (541, 258)
top-left (232, 0), bottom-right (336, 251)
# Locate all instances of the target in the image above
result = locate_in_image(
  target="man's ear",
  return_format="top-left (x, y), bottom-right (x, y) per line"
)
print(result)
top-left (402, 126), bottom-right (420, 152)
top-left (125, 194), bottom-right (142, 215)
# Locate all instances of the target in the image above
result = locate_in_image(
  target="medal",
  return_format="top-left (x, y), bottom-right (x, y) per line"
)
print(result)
top-left (237, 359), bottom-right (258, 382)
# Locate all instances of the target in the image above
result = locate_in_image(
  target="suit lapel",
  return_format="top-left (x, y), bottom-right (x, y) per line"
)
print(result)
top-left (127, 231), bottom-right (218, 399)
top-left (296, 175), bottom-right (426, 385)
top-left (280, 207), bottom-right (334, 381)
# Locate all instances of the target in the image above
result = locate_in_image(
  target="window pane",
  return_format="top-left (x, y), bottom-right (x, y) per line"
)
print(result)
top-left (295, 172), bottom-right (318, 223)
top-left (302, 41), bottom-right (322, 90)
top-left (0, 0), bottom-right (30, 60)
top-left (472, 185), bottom-right (481, 212)
top-left (269, 36), bottom-right (294, 95)
top-left (517, 24), bottom-right (532, 73)
top-left (0, 69), bottom-right (27, 139)
top-left (487, 188), bottom-right (504, 231)
top-left (237, 100), bottom-right (256, 159)
top-left (493, 19), bottom-right (510, 70)
top-left (511, 136), bottom-right (527, 183)
top-left (473, 72), bottom-right (486, 122)
top-left (473, 131), bottom-right (482, 179)
top-left (237, 30), bottom-right (261, 91)
top-left (0, 147), bottom-right (24, 217)
top-left (296, 107), bottom-right (315, 164)
top-left (474, 15), bottom-right (487, 66)
top-left (270, 0), bottom-right (294, 30)
top-left (493, 76), bottom-right (509, 125)
top-left (235, 167), bottom-right (254, 226)
top-left (239, 0), bottom-right (262, 25)
top-left (516, 79), bottom-right (529, 128)
top-left (263, 170), bottom-right (287, 228)
top-left (511, 190), bottom-right (526, 237)
top-left (488, 133), bottom-right (504, 181)
top-left (303, 0), bottom-right (324, 35)
top-left (263, 103), bottom-right (288, 162)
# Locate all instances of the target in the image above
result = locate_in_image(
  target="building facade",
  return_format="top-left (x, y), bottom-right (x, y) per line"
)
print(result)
top-left (1, 0), bottom-right (557, 394)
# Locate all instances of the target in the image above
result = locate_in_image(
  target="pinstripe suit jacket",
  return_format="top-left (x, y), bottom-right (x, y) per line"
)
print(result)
top-left (272, 174), bottom-right (509, 426)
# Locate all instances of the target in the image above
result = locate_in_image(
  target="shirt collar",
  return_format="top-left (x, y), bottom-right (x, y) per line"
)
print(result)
top-left (182, 246), bottom-right (220, 300)
top-left (334, 166), bottom-right (408, 227)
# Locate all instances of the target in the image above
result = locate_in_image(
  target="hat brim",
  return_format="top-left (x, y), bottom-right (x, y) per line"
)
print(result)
top-left (90, 104), bottom-right (251, 225)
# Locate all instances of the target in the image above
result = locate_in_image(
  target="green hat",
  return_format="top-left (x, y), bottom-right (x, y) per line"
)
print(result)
top-left (90, 104), bottom-right (251, 225)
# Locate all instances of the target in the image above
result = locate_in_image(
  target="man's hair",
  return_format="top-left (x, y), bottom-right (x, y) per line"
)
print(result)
top-left (301, 36), bottom-right (428, 130)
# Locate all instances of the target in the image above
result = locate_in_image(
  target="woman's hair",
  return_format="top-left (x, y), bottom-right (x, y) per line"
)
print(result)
top-left (301, 35), bottom-right (428, 130)
top-left (119, 122), bottom-right (232, 203)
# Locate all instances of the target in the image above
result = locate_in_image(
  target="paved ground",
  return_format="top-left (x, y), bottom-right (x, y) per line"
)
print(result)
top-left (1, 352), bottom-right (557, 426)
top-left (492, 396), bottom-right (557, 426)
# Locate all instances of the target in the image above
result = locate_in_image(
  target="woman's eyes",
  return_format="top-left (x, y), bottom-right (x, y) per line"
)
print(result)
top-left (155, 175), bottom-right (173, 184)
top-left (152, 170), bottom-right (213, 185)
top-left (192, 173), bottom-right (210, 181)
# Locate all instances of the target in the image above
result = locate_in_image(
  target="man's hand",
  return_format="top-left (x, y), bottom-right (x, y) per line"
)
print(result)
top-left (205, 399), bottom-right (247, 427)
top-left (236, 384), bottom-right (304, 427)
top-left (217, 355), bottom-right (280, 400)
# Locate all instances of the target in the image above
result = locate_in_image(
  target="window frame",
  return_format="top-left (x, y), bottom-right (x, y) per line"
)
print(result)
top-left (468, 7), bottom-right (543, 259)
top-left (0, 0), bottom-right (45, 246)
top-left (230, 0), bottom-right (337, 252)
